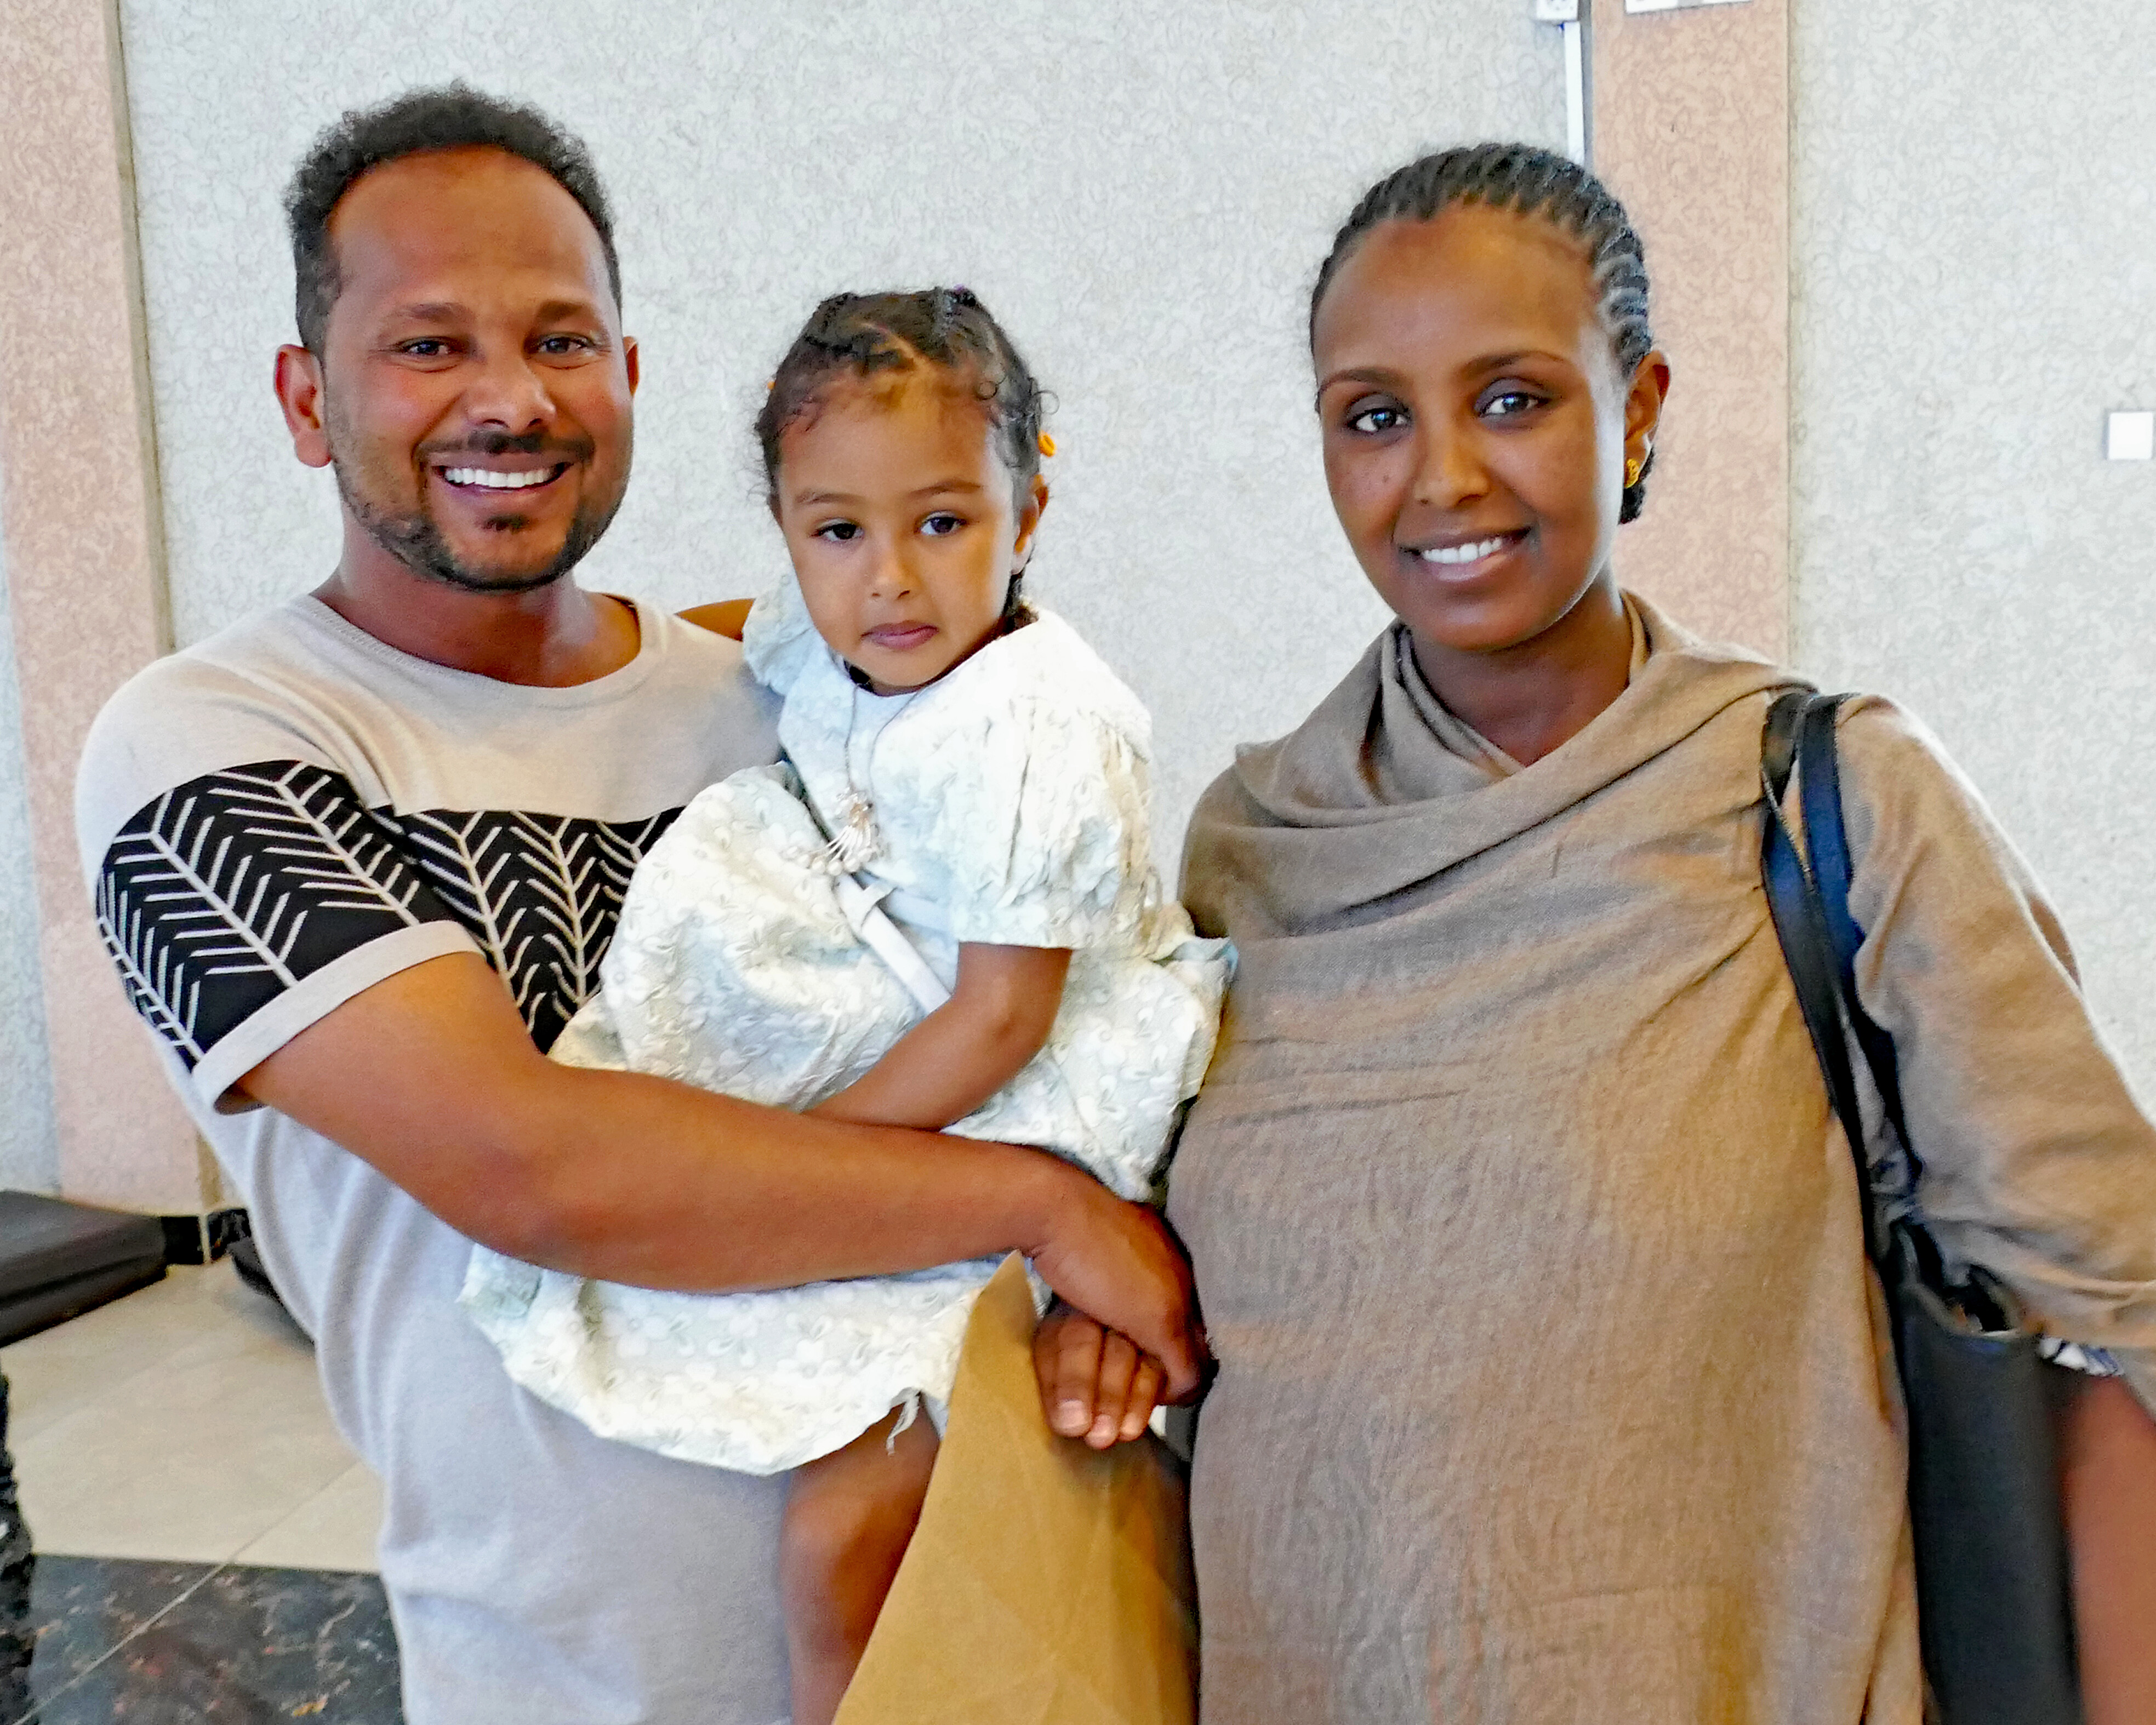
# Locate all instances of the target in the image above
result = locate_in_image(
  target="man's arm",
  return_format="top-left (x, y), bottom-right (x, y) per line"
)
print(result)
top-left (242, 951), bottom-right (1203, 1395)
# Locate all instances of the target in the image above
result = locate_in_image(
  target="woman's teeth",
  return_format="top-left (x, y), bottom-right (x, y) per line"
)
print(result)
top-left (442, 466), bottom-right (558, 490)
top-left (1417, 535), bottom-right (1516, 566)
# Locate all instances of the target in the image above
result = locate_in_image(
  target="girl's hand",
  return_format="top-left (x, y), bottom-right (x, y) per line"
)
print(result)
top-left (1032, 1302), bottom-right (1172, 1449)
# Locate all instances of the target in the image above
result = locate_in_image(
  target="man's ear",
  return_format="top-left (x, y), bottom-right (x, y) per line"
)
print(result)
top-left (1012, 472), bottom-right (1050, 568)
top-left (623, 334), bottom-right (640, 395)
top-left (275, 345), bottom-right (333, 470)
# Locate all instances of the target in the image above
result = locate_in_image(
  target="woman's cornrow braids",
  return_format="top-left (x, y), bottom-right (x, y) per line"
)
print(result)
top-left (1311, 142), bottom-right (1659, 523)
top-left (754, 286), bottom-right (1046, 512)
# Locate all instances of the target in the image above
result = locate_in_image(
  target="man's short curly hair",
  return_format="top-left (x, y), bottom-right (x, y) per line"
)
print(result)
top-left (283, 83), bottom-right (620, 353)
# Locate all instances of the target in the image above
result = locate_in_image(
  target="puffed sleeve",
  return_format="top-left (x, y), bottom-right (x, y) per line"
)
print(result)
top-left (739, 568), bottom-right (825, 698)
top-left (1838, 696), bottom-right (2156, 1415)
top-left (909, 693), bottom-right (1156, 952)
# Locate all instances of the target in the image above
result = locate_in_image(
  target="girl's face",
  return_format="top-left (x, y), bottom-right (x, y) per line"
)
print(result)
top-left (774, 373), bottom-right (1045, 694)
top-left (1311, 204), bottom-right (1667, 662)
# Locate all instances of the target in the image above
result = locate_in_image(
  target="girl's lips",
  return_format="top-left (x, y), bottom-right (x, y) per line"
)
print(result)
top-left (864, 623), bottom-right (937, 652)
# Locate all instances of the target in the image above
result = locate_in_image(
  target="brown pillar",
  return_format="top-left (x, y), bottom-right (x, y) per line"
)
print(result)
top-left (1593, 0), bottom-right (1790, 658)
top-left (0, 0), bottom-right (204, 1209)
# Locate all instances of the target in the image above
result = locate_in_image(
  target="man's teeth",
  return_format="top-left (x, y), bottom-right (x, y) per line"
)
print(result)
top-left (441, 466), bottom-right (557, 490)
top-left (1418, 535), bottom-right (1516, 566)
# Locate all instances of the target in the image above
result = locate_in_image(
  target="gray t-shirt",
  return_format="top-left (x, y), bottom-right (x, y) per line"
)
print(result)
top-left (75, 592), bottom-right (789, 1725)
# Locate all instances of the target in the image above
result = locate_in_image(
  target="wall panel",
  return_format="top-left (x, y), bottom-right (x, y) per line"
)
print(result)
top-left (117, 0), bottom-right (1563, 854)
top-left (1793, 4), bottom-right (2156, 1096)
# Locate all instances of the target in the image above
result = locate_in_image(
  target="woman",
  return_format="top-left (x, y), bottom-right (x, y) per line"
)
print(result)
top-left (1041, 142), bottom-right (2156, 1723)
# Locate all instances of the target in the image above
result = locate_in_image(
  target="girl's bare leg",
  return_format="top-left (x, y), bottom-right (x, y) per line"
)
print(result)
top-left (782, 1406), bottom-right (939, 1725)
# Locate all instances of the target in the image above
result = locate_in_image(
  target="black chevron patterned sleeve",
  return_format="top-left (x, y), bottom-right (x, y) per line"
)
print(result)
top-left (94, 761), bottom-right (460, 1072)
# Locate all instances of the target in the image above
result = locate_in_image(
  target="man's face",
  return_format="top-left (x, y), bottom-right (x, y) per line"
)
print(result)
top-left (307, 147), bottom-right (636, 593)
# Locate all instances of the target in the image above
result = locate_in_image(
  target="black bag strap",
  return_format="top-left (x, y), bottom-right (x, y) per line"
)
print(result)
top-left (1793, 697), bottom-right (1914, 1155)
top-left (1761, 690), bottom-right (1890, 1269)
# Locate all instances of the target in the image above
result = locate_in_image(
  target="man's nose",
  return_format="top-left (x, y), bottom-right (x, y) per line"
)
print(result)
top-left (460, 344), bottom-right (553, 436)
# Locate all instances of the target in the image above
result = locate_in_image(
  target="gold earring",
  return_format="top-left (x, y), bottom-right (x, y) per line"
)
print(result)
top-left (1624, 455), bottom-right (1644, 488)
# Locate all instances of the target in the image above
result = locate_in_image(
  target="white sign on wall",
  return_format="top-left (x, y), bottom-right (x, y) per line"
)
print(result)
top-left (1624, 0), bottom-right (1752, 12)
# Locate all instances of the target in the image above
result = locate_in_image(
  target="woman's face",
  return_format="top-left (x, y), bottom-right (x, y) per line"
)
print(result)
top-left (1311, 205), bottom-right (1667, 660)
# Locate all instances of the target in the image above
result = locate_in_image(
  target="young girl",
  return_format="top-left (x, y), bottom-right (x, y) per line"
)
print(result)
top-left (460, 287), bottom-right (1226, 1724)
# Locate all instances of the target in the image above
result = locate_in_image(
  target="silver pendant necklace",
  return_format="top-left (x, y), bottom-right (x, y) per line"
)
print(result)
top-left (824, 680), bottom-right (914, 874)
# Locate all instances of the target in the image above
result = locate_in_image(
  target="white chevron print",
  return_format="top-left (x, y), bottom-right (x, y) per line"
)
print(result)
top-left (98, 760), bottom-right (684, 1070)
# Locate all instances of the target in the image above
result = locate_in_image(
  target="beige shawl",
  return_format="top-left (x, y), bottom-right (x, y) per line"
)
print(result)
top-left (1168, 594), bottom-right (2156, 1724)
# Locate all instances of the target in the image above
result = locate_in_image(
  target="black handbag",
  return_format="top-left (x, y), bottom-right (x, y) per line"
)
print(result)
top-left (1760, 690), bottom-right (2082, 1725)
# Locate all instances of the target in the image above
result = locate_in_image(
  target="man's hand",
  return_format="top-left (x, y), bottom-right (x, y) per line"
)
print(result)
top-left (1031, 1276), bottom-right (1205, 1450)
top-left (1026, 1185), bottom-right (1206, 1410)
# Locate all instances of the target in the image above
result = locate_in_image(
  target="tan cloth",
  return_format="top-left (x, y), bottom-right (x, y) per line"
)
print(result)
top-left (1169, 594), bottom-right (2156, 1724)
top-left (839, 1255), bottom-right (1197, 1724)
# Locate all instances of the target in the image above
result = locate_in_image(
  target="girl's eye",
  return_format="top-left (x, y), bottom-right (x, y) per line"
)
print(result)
top-left (814, 521), bottom-right (862, 543)
top-left (1345, 403), bottom-right (1406, 436)
top-left (1480, 388), bottom-right (1545, 419)
top-left (920, 513), bottom-right (965, 537)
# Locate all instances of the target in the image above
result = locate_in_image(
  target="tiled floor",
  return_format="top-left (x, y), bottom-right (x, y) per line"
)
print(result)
top-left (1, 1262), bottom-right (402, 1720)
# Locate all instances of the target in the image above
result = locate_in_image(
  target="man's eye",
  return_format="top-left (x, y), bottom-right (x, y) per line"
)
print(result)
top-left (401, 339), bottom-right (453, 358)
top-left (1346, 404), bottom-right (1405, 436)
top-left (537, 335), bottom-right (594, 357)
top-left (815, 522), bottom-right (862, 542)
top-left (921, 513), bottom-right (965, 536)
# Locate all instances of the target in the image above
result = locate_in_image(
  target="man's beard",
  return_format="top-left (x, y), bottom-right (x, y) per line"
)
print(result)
top-left (332, 430), bottom-right (625, 596)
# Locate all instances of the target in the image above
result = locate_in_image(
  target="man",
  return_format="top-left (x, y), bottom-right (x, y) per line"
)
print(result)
top-left (75, 85), bottom-right (1197, 1724)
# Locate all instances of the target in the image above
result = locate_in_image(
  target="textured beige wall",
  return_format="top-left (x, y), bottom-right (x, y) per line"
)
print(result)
top-left (116, 0), bottom-right (1564, 858)
top-left (0, 447), bottom-right (60, 1194)
top-left (0, 0), bottom-right (202, 1208)
top-left (1594, 0), bottom-right (1789, 658)
top-left (1792, 4), bottom-right (2156, 1100)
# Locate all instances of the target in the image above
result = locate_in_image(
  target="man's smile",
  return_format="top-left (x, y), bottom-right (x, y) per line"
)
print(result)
top-left (436, 461), bottom-right (571, 494)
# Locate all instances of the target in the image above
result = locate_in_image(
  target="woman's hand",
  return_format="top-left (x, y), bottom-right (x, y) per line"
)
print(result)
top-left (1033, 1303), bottom-right (1168, 1448)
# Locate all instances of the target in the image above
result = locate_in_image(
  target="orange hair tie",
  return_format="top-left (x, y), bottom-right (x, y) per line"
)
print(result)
top-left (1037, 432), bottom-right (1057, 458)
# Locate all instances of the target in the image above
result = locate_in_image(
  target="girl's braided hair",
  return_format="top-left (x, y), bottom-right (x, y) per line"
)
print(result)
top-left (754, 287), bottom-right (1045, 511)
top-left (1310, 142), bottom-right (1658, 523)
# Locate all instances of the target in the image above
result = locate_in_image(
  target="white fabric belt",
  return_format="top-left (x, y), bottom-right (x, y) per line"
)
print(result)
top-left (874, 886), bottom-right (950, 935)
top-left (832, 873), bottom-right (951, 1014)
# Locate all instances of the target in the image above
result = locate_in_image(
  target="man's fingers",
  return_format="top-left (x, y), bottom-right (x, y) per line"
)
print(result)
top-left (1086, 1330), bottom-right (1141, 1449)
top-left (1032, 1305), bottom-right (1105, 1438)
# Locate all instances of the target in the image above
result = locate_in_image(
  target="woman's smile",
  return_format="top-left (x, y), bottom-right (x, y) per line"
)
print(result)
top-left (1401, 527), bottom-right (1532, 575)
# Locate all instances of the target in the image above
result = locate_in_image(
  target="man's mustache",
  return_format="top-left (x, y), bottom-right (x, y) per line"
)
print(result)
top-left (419, 429), bottom-right (596, 462)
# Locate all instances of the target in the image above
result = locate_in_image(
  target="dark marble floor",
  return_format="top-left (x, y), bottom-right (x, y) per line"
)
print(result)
top-left (3, 1554), bottom-right (401, 1723)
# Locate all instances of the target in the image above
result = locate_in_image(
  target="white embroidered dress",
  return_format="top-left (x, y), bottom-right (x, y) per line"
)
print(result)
top-left (459, 575), bottom-right (1229, 1474)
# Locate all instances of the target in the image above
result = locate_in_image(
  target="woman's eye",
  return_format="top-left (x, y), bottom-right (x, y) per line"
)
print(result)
top-left (1345, 404), bottom-right (1406, 436)
top-left (1481, 389), bottom-right (1544, 419)
top-left (814, 522), bottom-right (862, 543)
top-left (920, 513), bottom-right (965, 537)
